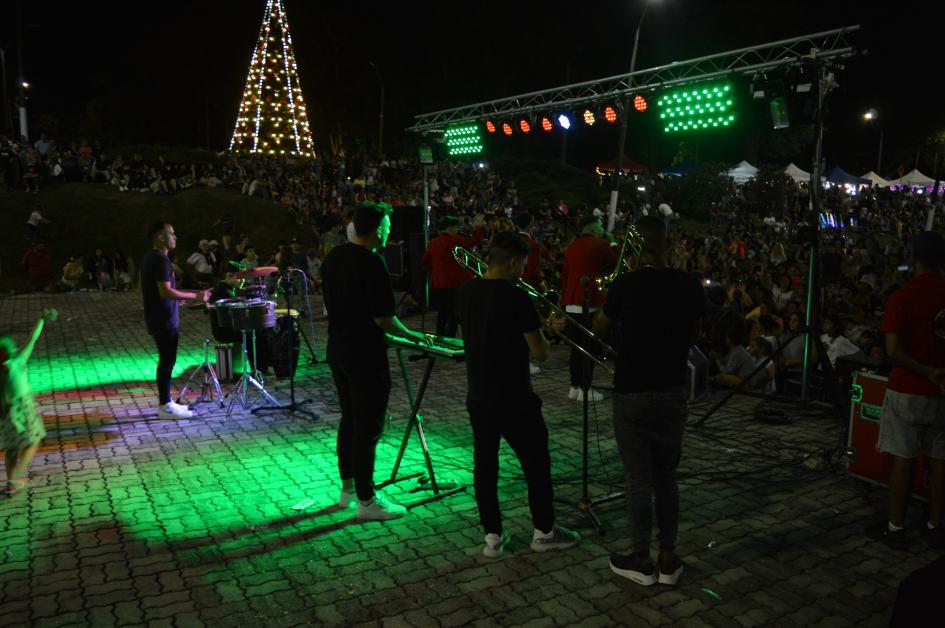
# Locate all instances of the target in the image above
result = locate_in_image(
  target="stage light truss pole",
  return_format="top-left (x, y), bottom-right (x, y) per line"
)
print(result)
top-left (406, 26), bottom-right (859, 134)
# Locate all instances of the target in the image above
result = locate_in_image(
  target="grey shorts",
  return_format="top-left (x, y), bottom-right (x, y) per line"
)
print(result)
top-left (877, 389), bottom-right (945, 460)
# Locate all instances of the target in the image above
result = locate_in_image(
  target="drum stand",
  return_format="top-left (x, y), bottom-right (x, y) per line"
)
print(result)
top-left (177, 308), bottom-right (225, 409)
top-left (227, 328), bottom-right (281, 415)
top-left (253, 270), bottom-right (318, 420)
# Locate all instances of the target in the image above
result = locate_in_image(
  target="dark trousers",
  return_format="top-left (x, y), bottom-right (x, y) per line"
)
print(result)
top-left (613, 388), bottom-right (688, 555)
top-left (432, 287), bottom-right (458, 337)
top-left (565, 314), bottom-right (598, 388)
top-left (467, 394), bottom-right (555, 535)
top-left (152, 330), bottom-right (179, 405)
top-left (329, 353), bottom-right (391, 501)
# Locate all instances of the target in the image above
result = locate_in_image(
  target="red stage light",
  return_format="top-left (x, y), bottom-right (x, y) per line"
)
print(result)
top-left (540, 116), bottom-right (553, 132)
top-left (519, 119), bottom-right (531, 134)
top-left (604, 106), bottom-right (618, 123)
top-left (485, 120), bottom-right (497, 133)
top-left (633, 95), bottom-right (648, 112)
top-left (502, 122), bottom-right (513, 136)
top-left (583, 109), bottom-right (596, 125)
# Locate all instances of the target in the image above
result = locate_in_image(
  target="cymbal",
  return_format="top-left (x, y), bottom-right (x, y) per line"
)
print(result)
top-left (234, 266), bottom-right (279, 279)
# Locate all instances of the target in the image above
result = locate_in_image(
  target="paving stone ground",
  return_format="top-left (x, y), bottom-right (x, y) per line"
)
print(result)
top-left (1, 291), bottom-right (939, 627)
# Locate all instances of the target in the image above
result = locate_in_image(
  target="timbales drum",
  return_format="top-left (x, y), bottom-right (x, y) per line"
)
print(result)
top-left (215, 299), bottom-right (276, 332)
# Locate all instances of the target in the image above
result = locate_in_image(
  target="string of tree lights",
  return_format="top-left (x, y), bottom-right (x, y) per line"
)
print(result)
top-left (229, 0), bottom-right (315, 158)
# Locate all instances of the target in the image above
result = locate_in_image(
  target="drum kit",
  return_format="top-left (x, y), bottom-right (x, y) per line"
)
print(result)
top-left (177, 266), bottom-right (307, 415)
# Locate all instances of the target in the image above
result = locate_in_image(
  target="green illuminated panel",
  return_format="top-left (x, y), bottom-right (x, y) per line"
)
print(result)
top-left (445, 123), bottom-right (484, 156)
top-left (657, 83), bottom-right (736, 133)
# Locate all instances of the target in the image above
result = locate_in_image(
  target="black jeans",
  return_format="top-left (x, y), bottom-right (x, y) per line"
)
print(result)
top-left (565, 314), bottom-right (599, 388)
top-left (467, 394), bottom-right (555, 535)
top-left (329, 353), bottom-right (391, 501)
top-left (613, 388), bottom-right (688, 555)
top-left (151, 330), bottom-right (179, 405)
top-left (431, 287), bottom-right (458, 338)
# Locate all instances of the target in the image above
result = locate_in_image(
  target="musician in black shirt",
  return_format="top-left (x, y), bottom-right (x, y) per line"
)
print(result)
top-left (456, 231), bottom-right (580, 558)
top-left (321, 202), bottom-right (428, 521)
top-left (594, 216), bottom-right (705, 587)
top-left (140, 221), bottom-right (209, 420)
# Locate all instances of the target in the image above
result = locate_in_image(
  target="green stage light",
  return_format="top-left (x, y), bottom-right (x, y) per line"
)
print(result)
top-left (657, 82), bottom-right (736, 133)
top-left (445, 123), bottom-right (484, 156)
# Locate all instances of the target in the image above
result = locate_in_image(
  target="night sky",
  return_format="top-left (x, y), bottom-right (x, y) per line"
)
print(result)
top-left (4, 0), bottom-right (943, 173)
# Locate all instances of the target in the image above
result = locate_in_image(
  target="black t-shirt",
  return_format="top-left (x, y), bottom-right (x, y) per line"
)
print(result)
top-left (321, 243), bottom-right (395, 360)
top-left (456, 278), bottom-right (540, 404)
top-left (602, 267), bottom-right (706, 393)
top-left (141, 249), bottom-right (179, 334)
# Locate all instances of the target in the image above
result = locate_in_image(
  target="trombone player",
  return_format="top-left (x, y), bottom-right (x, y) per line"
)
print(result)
top-left (562, 215), bottom-right (618, 401)
top-left (456, 231), bottom-right (580, 558)
top-left (592, 216), bottom-right (705, 587)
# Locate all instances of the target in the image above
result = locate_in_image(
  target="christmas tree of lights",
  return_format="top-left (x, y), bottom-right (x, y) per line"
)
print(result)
top-left (229, 0), bottom-right (315, 158)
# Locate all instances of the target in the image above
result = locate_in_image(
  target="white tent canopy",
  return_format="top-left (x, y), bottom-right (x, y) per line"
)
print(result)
top-left (890, 169), bottom-right (935, 186)
top-left (860, 171), bottom-right (892, 188)
top-left (727, 160), bottom-right (758, 184)
top-left (784, 162), bottom-right (810, 183)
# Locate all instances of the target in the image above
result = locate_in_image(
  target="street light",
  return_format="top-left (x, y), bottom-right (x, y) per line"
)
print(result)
top-left (864, 108), bottom-right (883, 174)
top-left (368, 61), bottom-right (385, 158)
top-left (607, 0), bottom-right (658, 232)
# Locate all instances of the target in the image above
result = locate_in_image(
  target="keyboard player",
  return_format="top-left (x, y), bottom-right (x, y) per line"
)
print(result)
top-left (320, 201), bottom-right (430, 522)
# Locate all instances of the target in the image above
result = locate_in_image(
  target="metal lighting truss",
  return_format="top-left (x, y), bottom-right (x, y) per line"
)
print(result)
top-left (407, 25), bottom-right (860, 134)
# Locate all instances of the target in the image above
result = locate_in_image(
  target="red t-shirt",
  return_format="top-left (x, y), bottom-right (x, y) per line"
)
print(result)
top-left (881, 271), bottom-right (945, 396)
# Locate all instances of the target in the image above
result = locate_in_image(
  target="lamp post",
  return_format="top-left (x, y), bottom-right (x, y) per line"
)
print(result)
top-left (607, 0), bottom-right (655, 232)
top-left (864, 108), bottom-right (883, 174)
top-left (368, 61), bottom-right (385, 158)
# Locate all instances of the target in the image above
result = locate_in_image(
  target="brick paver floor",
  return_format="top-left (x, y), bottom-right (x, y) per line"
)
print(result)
top-left (1, 292), bottom-right (938, 626)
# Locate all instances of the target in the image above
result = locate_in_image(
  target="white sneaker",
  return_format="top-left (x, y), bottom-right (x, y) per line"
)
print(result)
top-left (529, 363), bottom-right (541, 375)
top-left (576, 388), bottom-right (604, 402)
top-left (356, 494), bottom-right (407, 521)
top-left (170, 401), bottom-right (191, 412)
top-left (530, 524), bottom-right (580, 552)
top-left (568, 386), bottom-right (580, 400)
top-left (483, 529), bottom-right (511, 558)
top-left (158, 402), bottom-right (194, 419)
top-left (339, 488), bottom-right (356, 508)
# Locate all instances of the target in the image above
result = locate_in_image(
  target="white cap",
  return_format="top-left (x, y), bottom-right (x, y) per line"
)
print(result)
top-left (199, 239), bottom-right (209, 246)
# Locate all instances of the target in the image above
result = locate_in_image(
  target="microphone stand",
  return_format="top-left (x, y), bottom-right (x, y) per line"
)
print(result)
top-left (555, 276), bottom-right (623, 534)
top-left (252, 269), bottom-right (318, 421)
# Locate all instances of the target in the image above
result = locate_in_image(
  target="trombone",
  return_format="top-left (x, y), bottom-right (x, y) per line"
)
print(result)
top-left (452, 246), bottom-right (618, 375)
top-left (597, 223), bottom-right (645, 290)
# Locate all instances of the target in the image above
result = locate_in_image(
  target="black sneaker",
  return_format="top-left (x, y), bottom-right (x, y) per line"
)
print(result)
top-left (919, 524), bottom-right (944, 551)
top-left (609, 552), bottom-right (656, 586)
top-left (866, 521), bottom-right (908, 551)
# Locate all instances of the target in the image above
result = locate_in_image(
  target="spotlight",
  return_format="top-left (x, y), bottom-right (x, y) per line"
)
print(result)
top-left (501, 122), bottom-right (513, 136)
top-left (633, 95), bottom-right (648, 112)
top-left (540, 116), bottom-right (553, 132)
top-left (557, 113), bottom-right (572, 130)
top-left (519, 118), bottom-right (531, 134)
top-left (583, 109), bottom-right (596, 125)
top-left (603, 105), bottom-right (618, 123)
top-left (485, 120), bottom-right (497, 134)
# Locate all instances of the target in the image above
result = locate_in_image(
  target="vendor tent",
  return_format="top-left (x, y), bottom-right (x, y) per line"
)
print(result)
top-left (824, 166), bottom-right (871, 186)
top-left (860, 171), bottom-right (892, 187)
top-left (727, 160), bottom-right (758, 184)
top-left (784, 162), bottom-right (811, 183)
top-left (890, 169), bottom-right (935, 186)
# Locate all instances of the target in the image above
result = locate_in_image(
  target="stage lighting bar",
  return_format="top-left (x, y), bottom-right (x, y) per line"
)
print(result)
top-left (444, 123), bottom-right (483, 156)
top-left (657, 83), bottom-right (735, 133)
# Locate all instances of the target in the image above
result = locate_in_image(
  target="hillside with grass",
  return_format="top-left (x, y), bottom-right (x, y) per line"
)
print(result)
top-left (0, 158), bottom-right (613, 294)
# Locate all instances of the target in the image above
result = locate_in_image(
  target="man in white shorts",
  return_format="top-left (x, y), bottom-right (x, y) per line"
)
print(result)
top-left (868, 231), bottom-right (945, 551)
